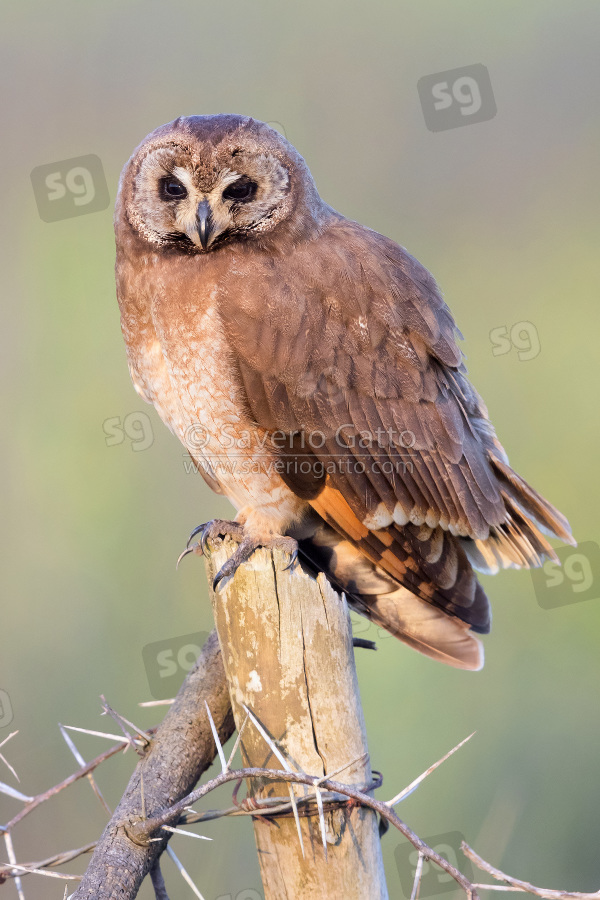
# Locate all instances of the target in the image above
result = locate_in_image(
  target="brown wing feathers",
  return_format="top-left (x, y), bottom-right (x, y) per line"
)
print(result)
top-left (221, 218), bottom-right (573, 663)
top-left (310, 485), bottom-right (489, 632)
top-left (293, 513), bottom-right (485, 670)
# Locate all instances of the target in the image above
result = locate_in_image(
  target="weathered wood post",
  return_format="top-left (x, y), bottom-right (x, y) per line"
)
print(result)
top-left (205, 539), bottom-right (389, 899)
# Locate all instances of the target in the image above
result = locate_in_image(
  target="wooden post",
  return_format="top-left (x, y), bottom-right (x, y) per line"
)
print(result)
top-left (205, 539), bottom-right (389, 899)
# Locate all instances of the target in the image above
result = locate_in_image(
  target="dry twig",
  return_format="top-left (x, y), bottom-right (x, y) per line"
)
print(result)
top-left (464, 843), bottom-right (600, 900)
top-left (1, 561), bottom-right (597, 899)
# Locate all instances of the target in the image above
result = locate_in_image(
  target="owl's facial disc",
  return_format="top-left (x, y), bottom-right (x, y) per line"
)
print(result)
top-left (129, 144), bottom-right (291, 251)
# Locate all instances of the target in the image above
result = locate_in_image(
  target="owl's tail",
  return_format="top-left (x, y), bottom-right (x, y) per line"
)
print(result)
top-left (459, 453), bottom-right (575, 574)
top-left (293, 517), bottom-right (485, 671)
top-left (292, 454), bottom-right (574, 671)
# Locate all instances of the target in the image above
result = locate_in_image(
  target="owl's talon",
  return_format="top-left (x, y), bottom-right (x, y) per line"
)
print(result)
top-left (212, 568), bottom-right (229, 592)
top-left (283, 548), bottom-right (299, 572)
top-left (200, 526), bottom-right (214, 558)
top-left (186, 524), bottom-right (205, 550)
top-left (267, 535), bottom-right (300, 569)
top-left (176, 546), bottom-right (194, 569)
top-left (179, 519), bottom-right (244, 569)
top-left (211, 541), bottom-right (253, 591)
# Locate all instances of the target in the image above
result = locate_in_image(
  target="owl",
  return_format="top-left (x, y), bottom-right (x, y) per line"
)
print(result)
top-left (114, 115), bottom-right (573, 671)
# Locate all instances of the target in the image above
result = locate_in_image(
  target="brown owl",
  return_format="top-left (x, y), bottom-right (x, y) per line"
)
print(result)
top-left (114, 114), bottom-right (573, 671)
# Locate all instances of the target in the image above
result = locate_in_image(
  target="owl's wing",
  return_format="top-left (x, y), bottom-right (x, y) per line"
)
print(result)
top-left (219, 218), bottom-right (572, 630)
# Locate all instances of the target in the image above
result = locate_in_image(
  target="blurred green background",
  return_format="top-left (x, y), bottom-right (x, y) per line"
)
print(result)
top-left (1, 1), bottom-right (599, 897)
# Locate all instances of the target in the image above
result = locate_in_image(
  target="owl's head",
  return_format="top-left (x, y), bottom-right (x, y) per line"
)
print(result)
top-left (117, 115), bottom-right (325, 253)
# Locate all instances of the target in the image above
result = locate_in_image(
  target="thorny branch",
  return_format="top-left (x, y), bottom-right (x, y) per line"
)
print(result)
top-left (1, 637), bottom-right (599, 899)
top-left (0, 629), bottom-right (235, 898)
top-left (1, 740), bottom-right (129, 835)
top-left (463, 844), bottom-right (600, 900)
top-left (137, 765), bottom-right (479, 898)
top-left (0, 689), bottom-right (600, 900)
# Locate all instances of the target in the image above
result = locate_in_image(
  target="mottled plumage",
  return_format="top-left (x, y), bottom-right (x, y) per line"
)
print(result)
top-left (115, 114), bottom-right (573, 671)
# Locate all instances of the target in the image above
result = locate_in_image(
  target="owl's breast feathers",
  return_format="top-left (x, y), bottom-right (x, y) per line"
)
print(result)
top-left (116, 213), bottom-right (573, 670)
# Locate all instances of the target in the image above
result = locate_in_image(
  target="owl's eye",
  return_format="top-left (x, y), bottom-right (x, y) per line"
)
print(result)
top-left (223, 177), bottom-right (257, 202)
top-left (160, 178), bottom-right (188, 200)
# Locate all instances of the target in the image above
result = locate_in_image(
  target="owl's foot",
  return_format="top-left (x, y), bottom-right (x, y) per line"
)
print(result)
top-left (176, 521), bottom-right (298, 588)
top-left (191, 519), bottom-right (245, 556)
top-left (176, 519), bottom-right (244, 568)
top-left (212, 532), bottom-right (299, 592)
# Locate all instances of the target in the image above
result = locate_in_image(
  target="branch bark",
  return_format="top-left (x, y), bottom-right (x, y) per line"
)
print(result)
top-left (205, 539), bottom-right (389, 899)
top-left (71, 629), bottom-right (234, 899)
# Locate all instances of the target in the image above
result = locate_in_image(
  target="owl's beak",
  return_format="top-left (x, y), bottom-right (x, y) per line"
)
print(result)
top-left (196, 200), bottom-right (213, 250)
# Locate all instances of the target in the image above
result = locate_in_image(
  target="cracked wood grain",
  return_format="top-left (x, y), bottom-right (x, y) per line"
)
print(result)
top-left (206, 539), bottom-right (389, 900)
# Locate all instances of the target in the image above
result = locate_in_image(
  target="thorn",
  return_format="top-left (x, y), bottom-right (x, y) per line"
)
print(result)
top-left (59, 725), bottom-right (111, 816)
top-left (0, 752), bottom-right (19, 783)
top-left (242, 705), bottom-right (293, 773)
top-left (138, 698), bottom-right (175, 707)
top-left (162, 825), bottom-right (212, 841)
top-left (315, 751), bottom-right (369, 786)
top-left (59, 725), bottom-right (86, 767)
top-left (100, 697), bottom-right (152, 750)
top-left (2, 864), bottom-right (79, 881)
top-left (116, 714), bottom-right (152, 745)
top-left (314, 785), bottom-right (328, 859)
top-left (0, 731), bottom-right (18, 751)
top-left (204, 702), bottom-right (227, 775)
top-left (4, 832), bottom-right (25, 900)
top-left (242, 704), bottom-right (305, 853)
top-left (100, 697), bottom-right (136, 752)
top-left (0, 732), bottom-right (20, 782)
top-left (0, 781), bottom-right (34, 802)
top-left (226, 714), bottom-right (249, 771)
top-left (166, 845), bottom-right (207, 899)
top-left (61, 725), bottom-right (143, 746)
top-left (411, 851), bottom-right (424, 900)
top-left (387, 732), bottom-right (476, 807)
top-left (287, 784), bottom-right (305, 859)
